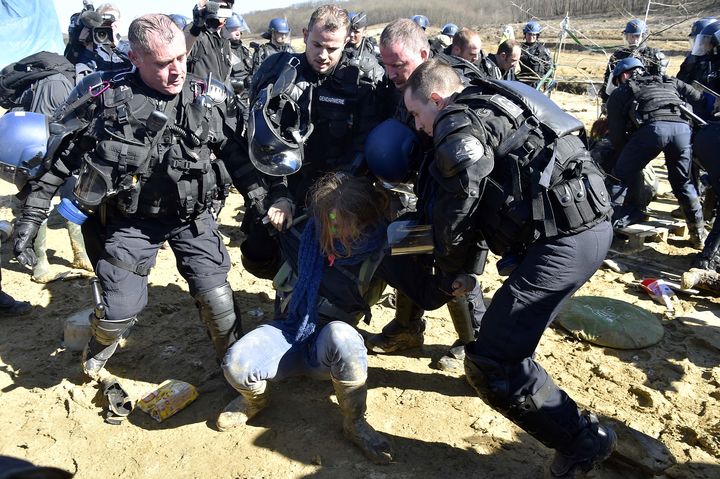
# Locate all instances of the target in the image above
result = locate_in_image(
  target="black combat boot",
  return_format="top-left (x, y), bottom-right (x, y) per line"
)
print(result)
top-left (437, 295), bottom-right (476, 371)
top-left (550, 414), bottom-right (617, 478)
top-left (691, 225), bottom-right (720, 271)
top-left (365, 291), bottom-right (425, 353)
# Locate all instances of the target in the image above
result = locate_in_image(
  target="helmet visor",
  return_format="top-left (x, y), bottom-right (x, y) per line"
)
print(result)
top-left (691, 33), bottom-right (713, 56)
top-left (624, 33), bottom-right (642, 47)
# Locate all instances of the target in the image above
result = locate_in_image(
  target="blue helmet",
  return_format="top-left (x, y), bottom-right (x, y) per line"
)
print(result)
top-left (0, 111), bottom-right (49, 190)
top-left (225, 13), bottom-right (250, 32)
top-left (523, 21), bottom-right (542, 35)
top-left (441, 23), bottom-right (459, 37)
top-left (623, 19), bottom-right (647, 35)
top-left (690, 17), bottom-right (716, 37)
top-left (411, 15), bottom-right (430, 30)
top-left (612, 57), bottom-right (644, 84)
top-left (269, 17), bottom-right (290, 34)
top-left (168, 14), bottom-right (190, 31)
top-left (365, 119), bottom-right (420, 183)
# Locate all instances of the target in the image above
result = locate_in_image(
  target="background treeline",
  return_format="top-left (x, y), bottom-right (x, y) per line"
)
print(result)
top-left (242, 0), bottom-right (716, 35)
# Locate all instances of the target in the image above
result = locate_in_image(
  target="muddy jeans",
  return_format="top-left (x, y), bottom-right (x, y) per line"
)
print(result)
top-left (222, 321), bottom-right (368, 393)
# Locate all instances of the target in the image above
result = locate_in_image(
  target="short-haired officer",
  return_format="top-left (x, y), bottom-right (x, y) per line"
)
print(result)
top-left (402, 58), bottom-right (616, 477)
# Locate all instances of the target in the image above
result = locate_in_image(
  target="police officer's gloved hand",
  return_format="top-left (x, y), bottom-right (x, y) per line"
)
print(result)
top-left (190, 2), bottom-right (207, 36)
top-left (13, 207), bottom-right (46, 268)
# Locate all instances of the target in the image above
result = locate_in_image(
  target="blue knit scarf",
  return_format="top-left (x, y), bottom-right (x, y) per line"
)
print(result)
top-left (279, 217), bottom-right (386, 343)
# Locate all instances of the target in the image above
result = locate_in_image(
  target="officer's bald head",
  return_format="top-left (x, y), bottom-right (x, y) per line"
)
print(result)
top-left (403, 59), bottom-right (463, 136)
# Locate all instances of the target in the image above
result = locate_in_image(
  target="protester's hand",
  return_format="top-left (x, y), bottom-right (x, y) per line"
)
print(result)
top-left (451, 274), bottom-right (477, 297)
top-left (266, 199), bottom-right (293, 231)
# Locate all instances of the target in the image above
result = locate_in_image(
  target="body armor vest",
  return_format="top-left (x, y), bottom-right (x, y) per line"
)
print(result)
top-left (83, 74), bottom-right (232, 219)
top-left (627, 75), bottom-right (684, 126)
top-left (438, 79), bottom-right (611, 255)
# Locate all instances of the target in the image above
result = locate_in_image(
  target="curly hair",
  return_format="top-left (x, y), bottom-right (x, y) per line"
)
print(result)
top-left (308, 173), bottom-right (388, 258)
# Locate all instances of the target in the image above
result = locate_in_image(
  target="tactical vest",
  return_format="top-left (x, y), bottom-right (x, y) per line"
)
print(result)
top-left (440, 79), bottom-right (611, 255)
top-left (626, 75), bottom-right (684, 126)
top-left (70, 72), bottom-right (233, 219)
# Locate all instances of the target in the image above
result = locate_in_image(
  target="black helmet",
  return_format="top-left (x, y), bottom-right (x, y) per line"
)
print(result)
top-left (248, 83), bottom-right (313, 176)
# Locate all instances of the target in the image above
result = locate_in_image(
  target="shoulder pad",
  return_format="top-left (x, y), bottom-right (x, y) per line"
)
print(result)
top-left (434, 105), bottom-right (474, 143)
top-left (435, 132), bottom-right (491, 178)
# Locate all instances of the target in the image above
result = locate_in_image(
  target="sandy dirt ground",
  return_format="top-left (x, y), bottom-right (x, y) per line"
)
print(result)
top-left (1, 17), bottom-right (719, 479)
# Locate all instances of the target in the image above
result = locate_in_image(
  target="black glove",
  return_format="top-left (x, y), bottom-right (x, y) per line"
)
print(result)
top-left (190, 3), bottom-right (206, 36)
top-left (13, 207), bottom-right (46, 269)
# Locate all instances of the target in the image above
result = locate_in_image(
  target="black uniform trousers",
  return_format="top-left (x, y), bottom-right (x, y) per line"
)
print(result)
top-left (95, 210), bottom-right (231, 320)
top-left (466, 220), bottom-right (612, 446)
top-left (613, 121), bottom-right (702, 227)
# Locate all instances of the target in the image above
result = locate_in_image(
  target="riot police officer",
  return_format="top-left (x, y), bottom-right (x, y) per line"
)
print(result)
top-left (344, 12), bottom-right (384, 84)
top-left (250, 18), bottom-right (295, 76)
top-left (429, 23), bottom-right (458, 55)
top-left (518, 21), bottom-right (553, 87)
top-left (600, 19), bottom-right (667, 104)
top-left (240, 5), bottom-right (387, 280)
top-left (677, 17), bottom-right (717, 90)
top-left (487, 39), bottom-right (521, 80)
top-left (692, 122), bottom-right (720, 271)
top-left (224, 13), bottom-right (252, 112)
top-left (370, 19), bottom-right (487, 370)
top-left (402, 59), bottom-right (616, 477)
top-left (186, 0), bottom-right (235, 81)
top-left (345, 11), bottom-right (381, 61)
top-left (690, 20), bottom-right (720, 93)
top-left (606, 57), bottom-right (706, 244)
top-left (11, 15), bottom-right (255, 389)
top-left (447, 28), bottom-right (497, 79)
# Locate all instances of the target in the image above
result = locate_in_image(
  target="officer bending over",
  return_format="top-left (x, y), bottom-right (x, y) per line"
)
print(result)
top-left (403, 60), bottom-right (617, 477)
top-left (12, 14), bottom-right (255, 385)
top-left (368, 19), bottom-right (486, 371)
top-left (606, 57), bottom-right (706, 244)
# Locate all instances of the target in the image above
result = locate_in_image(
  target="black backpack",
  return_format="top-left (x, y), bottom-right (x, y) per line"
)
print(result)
top-left (0, 51), bottom-right (75, 109)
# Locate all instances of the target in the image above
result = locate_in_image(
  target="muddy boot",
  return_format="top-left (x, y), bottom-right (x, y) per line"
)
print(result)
top-left (437, 295), bottom-right (475, 371)
top-left (67, 221), bottom-right (93, 271)
top-left (366, 291), bottom-right (425, 353)
top-left (332, 378), bottom-right (393, 464)
top-left (682, 268), bottom-right (720, 294)
top-left (688, 223), bottom-right (708, 250)
top-left (31, 222), bottom-right (52, 283)
top-left (217, 382), bottom-right (269, 431)
top-left (691, 224), bottom-right (720, 272)
top-left (550, 414), bottom-right (617, 478)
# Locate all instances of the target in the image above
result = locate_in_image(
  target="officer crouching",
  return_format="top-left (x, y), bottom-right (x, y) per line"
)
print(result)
top-left (401, 59), bottom-right (617, 477)
top-left (12, 14), bottom-right (255, 386)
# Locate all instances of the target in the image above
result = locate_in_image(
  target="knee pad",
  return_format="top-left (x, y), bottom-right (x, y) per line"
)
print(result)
top-left (195, 283), bottom-right (242, 357)
top-left (91, 314), bottom-right (136, 346)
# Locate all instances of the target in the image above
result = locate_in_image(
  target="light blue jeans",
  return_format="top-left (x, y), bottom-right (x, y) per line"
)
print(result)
top-left (222, 321), bottom-right (368, 394)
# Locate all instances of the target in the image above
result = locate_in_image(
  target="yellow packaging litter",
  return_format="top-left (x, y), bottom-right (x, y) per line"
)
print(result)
top-left (137, 379), bottom-right (199, 422)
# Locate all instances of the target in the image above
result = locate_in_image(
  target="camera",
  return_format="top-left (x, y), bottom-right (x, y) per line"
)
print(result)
top-left (204, 1), bottom-right (233, 31)
top-left (92, 13), bottom-right (116, 46)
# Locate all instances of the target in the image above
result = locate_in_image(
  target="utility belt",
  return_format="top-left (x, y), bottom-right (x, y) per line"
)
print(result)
top-left (631, 105), bottom-right (684, 128)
